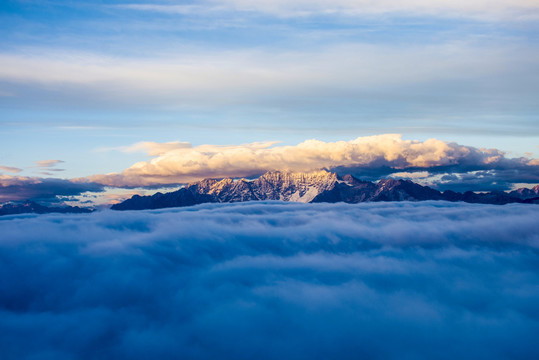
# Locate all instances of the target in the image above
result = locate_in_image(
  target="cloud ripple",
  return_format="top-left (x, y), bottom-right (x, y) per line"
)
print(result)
top-left (0, 202), bottom-right (538, 359)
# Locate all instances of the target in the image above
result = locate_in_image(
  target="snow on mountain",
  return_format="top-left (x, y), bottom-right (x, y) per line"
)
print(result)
top-left (187, 170), bottom-right (338, 203)
top-left (509, 185), bottom-right (539, 199)
top-left (111, 170), bottom-right (538, 211)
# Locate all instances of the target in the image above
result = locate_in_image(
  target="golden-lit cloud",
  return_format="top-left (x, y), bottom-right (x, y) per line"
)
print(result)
top-left (86, 134), bottom-right (538, 187)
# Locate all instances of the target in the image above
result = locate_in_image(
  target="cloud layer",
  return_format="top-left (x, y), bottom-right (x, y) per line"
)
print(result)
top-left (0, 202), bottom-right (538, 359)
top-left (88, 134), bottom-right (539, 188)
top-left (1, 39), bottom-right (538, 117)
top-left (124, 0), bottom-right (539, 20)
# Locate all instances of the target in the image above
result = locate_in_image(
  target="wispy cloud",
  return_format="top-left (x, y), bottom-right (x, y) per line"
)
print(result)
top-left (33, 159), bottom-right (65, 173)
top-left (1, 40), bottom-right (537, 116)
top-left (121, 0), bottom-right (539, 21)
top-left (0, 202), bottom-right (537, 359)
top-left (0, 165), bottom-right (22, 174)
top-left (85, 134), bottom-right (538, 188)
top-left (35, 160), bottom-right (64, 168)
top-left (117, 3), bottom-right (225, 15)
top-left (106, 141), bottom-right (193, 157)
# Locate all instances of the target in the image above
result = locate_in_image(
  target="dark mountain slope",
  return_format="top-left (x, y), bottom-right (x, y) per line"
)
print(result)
top-left (0, 201), bottom-right (92, 216)
top-left (112, 170), bottom-right (535, 211)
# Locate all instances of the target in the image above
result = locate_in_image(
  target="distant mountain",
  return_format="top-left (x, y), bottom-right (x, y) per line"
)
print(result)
top-left (189, 171), bottom-right (339, 203)
top-left (112, 170), bottom-right (538, 211)
top-left (0, 201), bottom-right (93, 216)
top-left (508, 185), bottom-right (539, 199)
top-left (112, 170), bottom-right (336, 210)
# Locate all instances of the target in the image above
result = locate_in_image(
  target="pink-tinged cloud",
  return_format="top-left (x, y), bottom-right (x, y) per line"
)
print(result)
top-left (121, 141), bottom-right (193, 156)
top-left (35, 160), bottom-right (65, 168)
top-left (0, 165), bottom-right (22, 173)
top-left (86, 134), bottom-right (538, 187)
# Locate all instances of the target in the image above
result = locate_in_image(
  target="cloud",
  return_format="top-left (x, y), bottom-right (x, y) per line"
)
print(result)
top-left (430, 169), bottom-right (539, 192)
top-left (33, 160), bottom-right (66, 173)
top-left (0, 165), bottom-right (22, 174)
top-left (35, 159), bottom-right (64, 168)
top-left (81, 188), bottom-right (168, 208)
top-left (388, 171), bottom-right (430, 179)
top-left (0, 175), bottom-right (104, 204)
top-left (118, 141), bottom-right (193, 157)
top-left (86, 135), bottom-right (539, 188)
top-left (383, 163), bottom-right (539, 192)
top-left (0, 202), bottom-right (538, 359)
top-left (122, 0), bottom-right (539, 21)
top-left (1, 39), bottom-right (537, 118)
top-left (117, 3), bottom-right (225, 16)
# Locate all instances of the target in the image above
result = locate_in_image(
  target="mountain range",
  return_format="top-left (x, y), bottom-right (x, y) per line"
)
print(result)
top-left (111, 170), bottom-right (539, 211)
top-left (0, 201), bottom-right (93, 216)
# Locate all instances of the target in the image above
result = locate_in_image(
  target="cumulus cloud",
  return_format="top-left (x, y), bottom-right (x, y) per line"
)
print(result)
top-left (0, 202), bottom-right (538, 359)
top-left (0, 175), bottom-right (104, 204)
top-left (87, 134), bottom-right (539, 188)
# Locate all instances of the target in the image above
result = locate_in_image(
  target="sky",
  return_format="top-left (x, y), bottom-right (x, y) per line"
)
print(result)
top-left (1, 0), bottom-right (538, 205)
top-left (1, 201), bottom-right (538, 359)
top-left (1, 4), bottom-right (539, 356)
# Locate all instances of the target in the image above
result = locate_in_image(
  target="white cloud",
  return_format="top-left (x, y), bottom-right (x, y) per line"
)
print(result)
top-left (85, 134), bottom-right (537, 187)
top-left (388, 171), bottom-right (430, 179)
top-left (1, 41), bottom-right (537, 112)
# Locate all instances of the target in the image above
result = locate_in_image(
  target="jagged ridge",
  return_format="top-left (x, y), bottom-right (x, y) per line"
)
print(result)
top-left (111, 170), bottom-right (539, 211)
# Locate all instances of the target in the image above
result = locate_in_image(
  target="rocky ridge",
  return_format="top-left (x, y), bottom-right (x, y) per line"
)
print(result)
top-left (111, 170), bottom-right (539, 211)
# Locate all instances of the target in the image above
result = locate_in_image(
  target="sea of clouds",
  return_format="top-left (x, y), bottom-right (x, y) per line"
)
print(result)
top-left (0, 201), bottom-right (538, 359)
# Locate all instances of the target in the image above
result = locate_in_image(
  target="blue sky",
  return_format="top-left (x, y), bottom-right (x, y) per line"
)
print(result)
top-left (1, 0), bottom-right (538, 203)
